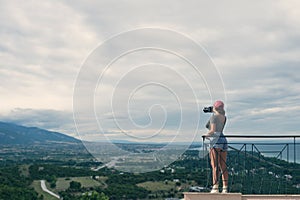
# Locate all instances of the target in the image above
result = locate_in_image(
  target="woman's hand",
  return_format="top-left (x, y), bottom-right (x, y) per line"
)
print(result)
top-left (203, 133), bottom-right (212, 140)
top-left (203, 133), bottom-right (211, 137)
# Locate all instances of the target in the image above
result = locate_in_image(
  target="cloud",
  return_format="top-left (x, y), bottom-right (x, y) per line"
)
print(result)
top-left (1, 0), bottom-right (300, 141)
top-left (0, 0), bottom-right (98, 112)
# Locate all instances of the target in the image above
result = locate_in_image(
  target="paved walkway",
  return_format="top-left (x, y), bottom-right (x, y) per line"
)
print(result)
top-left (184, 192), bottom-right (300, 200)
top-left (40, 180), bottom-right (60, 199)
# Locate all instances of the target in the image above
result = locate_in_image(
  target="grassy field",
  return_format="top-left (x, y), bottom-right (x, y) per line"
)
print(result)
top-left (32, 176), bottom-right (107, 199)
top-left (137, 181), bottom-right (176, 192)
top-left (55, 176), bottom-right (106, 191)
top-left (31, 180), bottom-right (59, 200)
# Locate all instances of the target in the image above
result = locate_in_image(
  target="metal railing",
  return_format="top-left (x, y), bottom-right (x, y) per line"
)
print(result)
top-left (201, 135), bottom-right (300, 194)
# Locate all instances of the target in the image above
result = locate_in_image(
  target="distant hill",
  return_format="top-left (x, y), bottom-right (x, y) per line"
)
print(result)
top-left (0, 121), bottom-right (80, 145)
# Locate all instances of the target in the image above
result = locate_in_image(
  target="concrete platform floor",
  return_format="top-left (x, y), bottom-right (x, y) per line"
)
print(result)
top-left (184, 192), bottom-right (300, 200)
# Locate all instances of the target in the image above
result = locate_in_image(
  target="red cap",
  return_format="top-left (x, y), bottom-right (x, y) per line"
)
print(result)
top-left (213, 100), bottom-right (224, 109)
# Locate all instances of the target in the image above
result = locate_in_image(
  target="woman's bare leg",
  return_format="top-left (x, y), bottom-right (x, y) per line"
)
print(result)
top-left (219, 151), bottom-right (228, 187)
top-left (210, 148), bottom-right (220, 186)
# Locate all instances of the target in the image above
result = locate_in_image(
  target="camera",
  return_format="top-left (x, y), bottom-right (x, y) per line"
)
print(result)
top-left (203, 106), bottom-right (213, 113)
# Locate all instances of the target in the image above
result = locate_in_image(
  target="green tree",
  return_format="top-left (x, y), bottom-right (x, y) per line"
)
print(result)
top-left (50, 182), bottom-right (56, 188)
top-left (69, 181), bottom-right (81, 191)
top-left (80, 191), bottom-right (109, 200)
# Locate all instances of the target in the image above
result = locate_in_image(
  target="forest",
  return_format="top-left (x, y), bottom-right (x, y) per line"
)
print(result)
top-left (0, 145), bottom-right (299, 200)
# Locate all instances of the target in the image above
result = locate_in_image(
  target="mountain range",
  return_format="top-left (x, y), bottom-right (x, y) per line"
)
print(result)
top-left (0, 121), bottom-right (80, 145)
top-left (0, 121), bottom-right (204, 146)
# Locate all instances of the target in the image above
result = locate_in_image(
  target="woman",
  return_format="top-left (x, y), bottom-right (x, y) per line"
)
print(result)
top-left (204, 100), bottom-right (228, 193)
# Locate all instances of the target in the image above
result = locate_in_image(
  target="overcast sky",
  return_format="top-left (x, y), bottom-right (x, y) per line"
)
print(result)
top-left (1, 0), bottom-right (300, 143)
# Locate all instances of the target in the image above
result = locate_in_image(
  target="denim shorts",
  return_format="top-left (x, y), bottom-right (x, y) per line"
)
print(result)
top-left (209, 132), bottom-right (228, 151)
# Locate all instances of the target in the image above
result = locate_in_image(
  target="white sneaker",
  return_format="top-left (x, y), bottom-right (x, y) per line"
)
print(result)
top-left (222, 187), bottom-right (228, 193)
top-left (210, 188), bottom-right (219, 193)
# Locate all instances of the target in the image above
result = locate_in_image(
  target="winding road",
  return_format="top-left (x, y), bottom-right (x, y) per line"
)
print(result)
top-left (40, 180), bottom-right (60, 199)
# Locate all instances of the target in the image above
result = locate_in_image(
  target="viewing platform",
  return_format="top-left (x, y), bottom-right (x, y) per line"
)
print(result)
top-left (196, 135), bottom-right (299, 197)
top-left (184, 192), bottom-right (300, 200)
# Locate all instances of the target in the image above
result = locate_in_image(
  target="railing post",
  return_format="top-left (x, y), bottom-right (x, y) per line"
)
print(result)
top-left (251, 143), bottom-right (254, 193)
top-left (294, 136), bottom-right (296, 164)
top-left (244, 144), bottom-right (247, 171)
top-left (243, 144), bottom-right (246, 193)
top-left (287, 143), bottom-right (289, 163)
top-left (251, 144), bottom-right (253, 170)
top-left (202, 136), bottom-right (205, 161)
